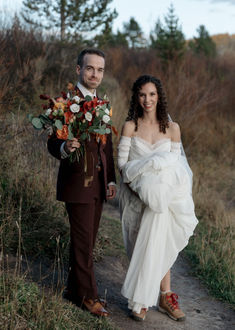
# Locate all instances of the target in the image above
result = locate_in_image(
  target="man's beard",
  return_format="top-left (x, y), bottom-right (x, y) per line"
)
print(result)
top-left (82, 78), bottom-right (99, 90)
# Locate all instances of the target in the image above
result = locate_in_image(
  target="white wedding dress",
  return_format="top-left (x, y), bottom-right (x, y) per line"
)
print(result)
top-left (118, 136), bottom-right (198, 313)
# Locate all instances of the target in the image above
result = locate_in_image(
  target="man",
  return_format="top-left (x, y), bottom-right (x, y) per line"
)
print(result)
top-left (48, 48), bottom-right (116, 317)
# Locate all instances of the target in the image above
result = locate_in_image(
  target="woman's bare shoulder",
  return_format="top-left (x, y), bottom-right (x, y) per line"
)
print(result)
top-left (168, 121), bottom-right (181, 142)
top-left (121, 120), bottom-right (136, 137)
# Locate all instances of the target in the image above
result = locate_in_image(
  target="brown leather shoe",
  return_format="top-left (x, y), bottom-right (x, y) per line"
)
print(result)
top-left (83, 299), bottom-right (109, 317)
top-left (99, 298), bottom-right (107, 308)
top-left (132, 308), bottom-right (148, 321)
top-left (63, 290), bottom-right (107, 308)
top-left (159, 292), bottom-right (185, 321)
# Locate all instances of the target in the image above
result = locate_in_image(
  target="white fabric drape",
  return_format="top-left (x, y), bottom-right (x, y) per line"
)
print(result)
top-left (118, 136), bottom-right (198, 313)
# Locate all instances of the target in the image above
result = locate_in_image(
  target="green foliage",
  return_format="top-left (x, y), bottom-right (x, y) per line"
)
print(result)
top-left (185, 220), bottom-right (235, 305)
top-left (21, 0), bottom-right (118, 41)
top-left (123, 17), bottom-right (147, 48)
top-left (54, 119), bottom-right (63, 129)
top-left (31, 114), bottom-right (54, 130)
top-left (31, 117), bottom-right (43, 129)
top-left (84, 95), bottom-right (93, 102)
top-left (189, 25), bottom-right (217, 57)
top-left (94, 24), bottom-right (128, 48)
top-left (150, 4), bottom-right (185, 61)
top-left (68, 123), bottom-right (74, 139)
top-left (97, 213), bottom-right (126, 258)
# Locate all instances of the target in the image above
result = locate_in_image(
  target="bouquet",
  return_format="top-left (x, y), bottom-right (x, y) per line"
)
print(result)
top-left (29, 83), bottom-right (118, 162)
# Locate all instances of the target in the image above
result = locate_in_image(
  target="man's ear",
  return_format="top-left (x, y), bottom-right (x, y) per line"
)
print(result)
top-left (76, 65), bottom-right (81, 75)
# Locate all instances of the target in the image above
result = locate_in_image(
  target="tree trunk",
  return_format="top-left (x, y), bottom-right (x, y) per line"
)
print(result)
top-left (60, 0), bottom-right (66, 41)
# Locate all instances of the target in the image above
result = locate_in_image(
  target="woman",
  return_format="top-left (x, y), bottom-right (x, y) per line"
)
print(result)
top-left (118, 75), bottom-right (198, 321)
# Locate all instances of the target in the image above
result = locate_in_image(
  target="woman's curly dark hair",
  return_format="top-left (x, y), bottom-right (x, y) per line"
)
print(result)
top-left (126, 75), bottom-right (169, 133)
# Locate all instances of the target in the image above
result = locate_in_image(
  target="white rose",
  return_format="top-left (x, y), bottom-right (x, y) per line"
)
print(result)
top-left (72, 95), bottom-right (81, 103)
top-left (102, 114), bottom-right (110, 123)
top-left (103, 94), bottom-right (109, 101)
top-left (70, 103), bottom-right (80, 113)
top-left (104, 108), bottom-right (110, 115)
top-left (45, 108), bottom-right (51, 116)
top-left (85, 112), bottom-right (92, 122)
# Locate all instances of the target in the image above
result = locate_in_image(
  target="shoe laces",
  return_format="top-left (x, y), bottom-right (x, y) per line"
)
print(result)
top-left (166, 293), bottom-right (179, 310)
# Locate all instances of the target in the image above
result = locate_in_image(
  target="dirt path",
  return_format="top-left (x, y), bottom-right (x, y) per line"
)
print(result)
top-left (96, 203), bottom-right (235, 330)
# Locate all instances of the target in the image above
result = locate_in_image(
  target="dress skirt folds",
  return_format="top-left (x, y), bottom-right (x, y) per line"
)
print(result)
top-left (118, 137), bottom-right (198, 313)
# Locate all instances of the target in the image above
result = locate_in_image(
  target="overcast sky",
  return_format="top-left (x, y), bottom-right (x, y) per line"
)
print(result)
top-left (0, 0), bottom-right (235, 39)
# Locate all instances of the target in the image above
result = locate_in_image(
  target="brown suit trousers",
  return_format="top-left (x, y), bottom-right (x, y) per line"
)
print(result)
top-left (65, 172), bottom-right (104, 301)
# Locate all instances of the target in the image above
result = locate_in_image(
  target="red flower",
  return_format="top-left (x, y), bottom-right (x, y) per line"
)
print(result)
top-left (83, 98), bottom-right (98, 111)
top-left (40, 94), bottom-right (50, 100)
top-left (56, 96), bottom-right (67, 104)
top-left (64, 111), bottom-right (74, 124)
top-left (61, 91), bottom-right (67, 99)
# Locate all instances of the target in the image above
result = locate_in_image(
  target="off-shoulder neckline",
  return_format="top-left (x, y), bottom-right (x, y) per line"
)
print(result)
top-left (120, 135), bottom-right (181, 147)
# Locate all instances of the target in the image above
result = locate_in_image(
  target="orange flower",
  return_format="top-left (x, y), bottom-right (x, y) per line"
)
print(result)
top-left (96, 133), bottom-right (107, 145)
top-left (109, 107), bottom-right (113, 117)
top-left (54, 102), bottom-right (66, 110)
top-left (64, 111), bottom-right (74, 124)
top-left (56, 125), bottom-right (68, 140)
top-left (55, 96), bottom-right (67, 104)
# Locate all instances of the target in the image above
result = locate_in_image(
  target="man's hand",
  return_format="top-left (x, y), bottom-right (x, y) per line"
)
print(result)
top-left (64, 138), bottom-right (81, 154)
top-left (107, 184), bottom-right (116, 200)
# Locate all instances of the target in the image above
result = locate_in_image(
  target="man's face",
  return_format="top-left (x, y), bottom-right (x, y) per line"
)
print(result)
top-left (76, 54), bottom-right (105, 92)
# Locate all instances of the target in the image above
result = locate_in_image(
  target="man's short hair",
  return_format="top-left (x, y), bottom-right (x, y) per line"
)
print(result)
top-left (77, 48), bottom-right (105, 67)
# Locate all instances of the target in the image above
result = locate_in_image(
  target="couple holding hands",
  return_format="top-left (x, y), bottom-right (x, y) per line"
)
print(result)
top-left (48, 48), bottom-right (198, 322)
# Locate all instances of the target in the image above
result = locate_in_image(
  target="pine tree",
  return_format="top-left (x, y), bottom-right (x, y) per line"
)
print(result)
top-left (123, 17), bottom-right (146, 48)
top-left (189, 25), bottom-right (216, 57)
top-left (150, 4), bottom-right (185, 61)
top-left (94, 23), bottom-right (128, 48)
top-left (21, 0), bottom-right (117, 41)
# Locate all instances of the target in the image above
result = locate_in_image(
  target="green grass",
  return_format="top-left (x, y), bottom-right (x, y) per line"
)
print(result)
top-left (95, 212), bottom-right (126, 261)
top-left (0, 274), bottom-right (116, 329)
top-left (185, 219), bottom-right (235, 306)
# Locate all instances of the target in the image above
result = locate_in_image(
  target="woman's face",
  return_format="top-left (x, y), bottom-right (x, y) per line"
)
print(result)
top-left (138, 82), bottom-right (158, 114)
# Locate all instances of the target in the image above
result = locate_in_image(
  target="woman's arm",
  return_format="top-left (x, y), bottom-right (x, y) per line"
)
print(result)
top-left (117, 121), bottom-right (135, 170)
top-left (169, 122), bottom-right (181, 154)
top-left (169, 121), bottom-right (181, 142)
top-left (121, 120), bottom-right (135, 137)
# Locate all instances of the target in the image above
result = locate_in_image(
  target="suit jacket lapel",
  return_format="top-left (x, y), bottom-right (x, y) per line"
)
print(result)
top-left (75, 86), bottom-right (84, 98)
